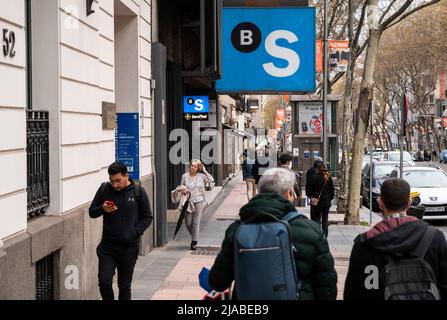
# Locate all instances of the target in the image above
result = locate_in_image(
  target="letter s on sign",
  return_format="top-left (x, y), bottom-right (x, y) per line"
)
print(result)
top-left (262, 30), bottom-right (300, 78)
top-left (194, 99), bottom-right (204, 112)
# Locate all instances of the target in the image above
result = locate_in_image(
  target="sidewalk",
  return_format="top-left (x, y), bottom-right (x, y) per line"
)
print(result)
top-left (131, 176), bottom-right (382, 300)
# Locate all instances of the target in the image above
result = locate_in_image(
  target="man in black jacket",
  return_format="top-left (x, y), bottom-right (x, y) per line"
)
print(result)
top-left (89, 162), bottom-right (153, 300)
top-left (344, 178), bottom-right (447, 300)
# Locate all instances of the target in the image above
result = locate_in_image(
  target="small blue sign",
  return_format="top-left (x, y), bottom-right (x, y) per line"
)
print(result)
top-left (183, 96), bottom-right (209, 114)
top-left (116, 113), bottom-right (140, 180)
top-left (216, 8), bottom-right (316, 93)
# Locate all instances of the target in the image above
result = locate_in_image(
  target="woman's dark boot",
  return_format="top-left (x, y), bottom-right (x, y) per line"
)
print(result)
top-left (190, 241), bottom-right (197, 250)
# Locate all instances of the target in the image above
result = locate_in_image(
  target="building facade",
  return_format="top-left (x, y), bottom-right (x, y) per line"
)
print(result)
top-left (0, 0), bottom-right (153, 300)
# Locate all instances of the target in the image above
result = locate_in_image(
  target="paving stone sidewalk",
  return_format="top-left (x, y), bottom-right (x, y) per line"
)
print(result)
top-left (131, 176), bottom-right (382, 300)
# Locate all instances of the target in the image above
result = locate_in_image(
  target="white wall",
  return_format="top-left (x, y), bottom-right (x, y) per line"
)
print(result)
top-left (57, 0), bottom-right (152, 213)
top-left (1, 0), bottom-right (153, 239)
top-left (139, 0), bottom-right (153, 178)
top-left (0, 0), bottom-right (27, 240)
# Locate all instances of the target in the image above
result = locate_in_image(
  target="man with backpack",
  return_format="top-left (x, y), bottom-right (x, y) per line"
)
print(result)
top-left (208, 167), bottom-right (337, 300)
top-left (344, 178), bottom-right (447, 300)
top-left (89, 162), bottom-right (153, 300)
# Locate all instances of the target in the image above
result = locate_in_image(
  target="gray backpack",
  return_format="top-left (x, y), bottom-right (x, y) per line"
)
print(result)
top-left (380, 226), bottom-right (441, 300)
top-left (233, 211), bottom-right (304, 300)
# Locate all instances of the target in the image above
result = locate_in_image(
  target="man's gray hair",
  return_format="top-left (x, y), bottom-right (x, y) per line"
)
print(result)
top-left (258, 168), bottom-right (295, 196)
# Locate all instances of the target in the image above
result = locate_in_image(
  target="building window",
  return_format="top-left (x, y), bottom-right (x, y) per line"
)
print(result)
top-left (27, 110), bottom-right (50, 219)
top-left (35, 253), bottom-right (55, 300)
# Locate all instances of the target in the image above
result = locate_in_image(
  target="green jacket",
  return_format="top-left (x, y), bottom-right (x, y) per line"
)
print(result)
top-left (208, 193), bottom-right (338, 300)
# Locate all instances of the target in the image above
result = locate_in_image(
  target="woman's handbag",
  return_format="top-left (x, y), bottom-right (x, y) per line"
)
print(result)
top-left (310, 180), bottom-right (327, 206)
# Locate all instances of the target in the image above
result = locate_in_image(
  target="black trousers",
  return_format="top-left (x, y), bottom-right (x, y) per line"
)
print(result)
top-left (310, 205), bottom-right (330, 237)
top-left (96, 242), bottom-right (139, 300)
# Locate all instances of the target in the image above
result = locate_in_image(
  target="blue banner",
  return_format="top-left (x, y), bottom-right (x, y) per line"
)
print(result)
top-left (116, 113), bottom-right (140, 180)
top-left (216, 7), bottom-right (316, 93)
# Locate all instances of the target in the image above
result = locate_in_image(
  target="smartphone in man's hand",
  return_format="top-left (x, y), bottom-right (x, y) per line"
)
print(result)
top-left (104, 201), bottom-right (118, 212)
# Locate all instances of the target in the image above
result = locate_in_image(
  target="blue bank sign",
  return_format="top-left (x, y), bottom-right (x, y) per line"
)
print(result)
top-left (183, 96), bottom-right (209, 121)
top-left (116, 113), bottom-right (140, 180)
top-left (216, 7), bottom-right (316, 93)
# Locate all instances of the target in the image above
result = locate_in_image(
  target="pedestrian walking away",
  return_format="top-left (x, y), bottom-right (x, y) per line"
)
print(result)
top-left (305, 157), bottom-right (323, 221)
top-left (241, 149), bottom-right (257, 201)
top-left (308, 163), bottom-right (334, 237)
top-left (180, 159), bottom-right (215, 250)
top-left (208, 167), bottom-right (337, 300)
top-left (344, 178), bottom-right (447, 300)
top-left (89, 162), bottom-right (153, 300)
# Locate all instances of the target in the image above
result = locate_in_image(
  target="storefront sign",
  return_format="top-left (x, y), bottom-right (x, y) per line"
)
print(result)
top-left (183, 96), bottom-right (209, 121)
top-left (216, 7), bottom-right (316, 93)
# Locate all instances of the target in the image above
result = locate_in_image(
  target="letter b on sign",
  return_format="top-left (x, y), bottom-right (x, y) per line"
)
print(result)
top-left (231, 22), bottom-right (261, 53)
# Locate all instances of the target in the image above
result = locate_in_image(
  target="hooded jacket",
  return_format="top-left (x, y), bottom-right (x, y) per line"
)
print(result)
top-left (89, 180), bottom-right (153, 246)
top-left (208, 193), bottom-right (338, 300)
top-left (344, 216), bottom-right (447, 300)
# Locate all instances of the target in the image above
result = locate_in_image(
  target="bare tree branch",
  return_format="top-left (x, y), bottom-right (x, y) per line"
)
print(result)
top-left (379, 0), bottom-right (398, 25)
top-left (385, 0), bottom-right (441, 30)
top-left (353, 0), bottom-right (368, 49)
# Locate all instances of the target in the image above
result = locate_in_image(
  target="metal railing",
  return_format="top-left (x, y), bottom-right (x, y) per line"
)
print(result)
top-left (27, 110), bottom-right (50, 219)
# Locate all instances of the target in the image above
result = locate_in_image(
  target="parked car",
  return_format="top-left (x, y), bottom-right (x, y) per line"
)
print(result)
top-left (439, 149), bottom-right (447, 164)
top-left (362, 155), bottom-right (371, 170)
top-left (382, 151), bottom-right (415, 166)
top-left (361, 161), bottom-right (400, 212)
top-left (390, 165), bottom-right (447, 222)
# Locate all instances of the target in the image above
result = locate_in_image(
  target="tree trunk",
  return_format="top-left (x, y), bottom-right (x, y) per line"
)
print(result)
top-left (346, 26), bottom-right (382, 224)
top-left (337, 63), bottom-right (355, 216)
top-left (337, 0), bottom-right (355, 216)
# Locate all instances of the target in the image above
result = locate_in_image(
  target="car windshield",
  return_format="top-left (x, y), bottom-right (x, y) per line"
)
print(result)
top-left (388, 153), bottom-right (412, 162)
top-left (374, 165), bottom-right (396, 178)
top-left (403, 170), bottom-right (447, 188)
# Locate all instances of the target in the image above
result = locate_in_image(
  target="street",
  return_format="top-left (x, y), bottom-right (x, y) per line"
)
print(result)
top-left (362, 161), bottom-right (447, 235)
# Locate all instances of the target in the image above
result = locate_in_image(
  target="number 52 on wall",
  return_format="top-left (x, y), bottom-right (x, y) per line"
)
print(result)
top-left (2, 28), bottom-right (16, 58)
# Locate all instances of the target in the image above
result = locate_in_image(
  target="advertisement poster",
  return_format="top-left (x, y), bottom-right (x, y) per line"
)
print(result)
top-left (316, 40), bottom-right (349, 73)
top-left (116, 113), bottom-right (140, 180)
top-left (298, 102), bottom-right (332, 135)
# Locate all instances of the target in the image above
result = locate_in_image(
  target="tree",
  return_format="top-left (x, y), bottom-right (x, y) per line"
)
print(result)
top-left (262, 96), bottom-right (281, 129)
top-left (345, 0), bottom-right (442, 224)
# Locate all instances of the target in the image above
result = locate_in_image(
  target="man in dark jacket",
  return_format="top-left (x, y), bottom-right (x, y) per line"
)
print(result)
top-left (89, 162), bottom-right (153, 300)
top-left (344, 178), bottom-right (447, 300)
top-left (209, 167), bottom-right (338, 300)
top-left (279, 153), bottom-right (301, 200)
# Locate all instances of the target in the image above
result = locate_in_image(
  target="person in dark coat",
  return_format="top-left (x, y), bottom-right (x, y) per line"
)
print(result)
top-left (241, 149), bottom-right (257, 201)
top-left (344, 178), bottom-right (447, 300)
top-left (209, 167), bottom-right (338, 300)
top-left (305, 157), bottom-right (324, 217)
top-left (308, 163), bottom-right (334, 237)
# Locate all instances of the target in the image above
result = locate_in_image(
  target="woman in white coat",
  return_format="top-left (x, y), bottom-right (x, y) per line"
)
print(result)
top-left (180, 159), bottom-right (214, 250)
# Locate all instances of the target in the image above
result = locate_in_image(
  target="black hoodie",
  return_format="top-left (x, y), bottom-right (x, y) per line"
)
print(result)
top-left (89, 180), bottom-right (153, 246)
top-left (344, 217), bottom-right (447, 300)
